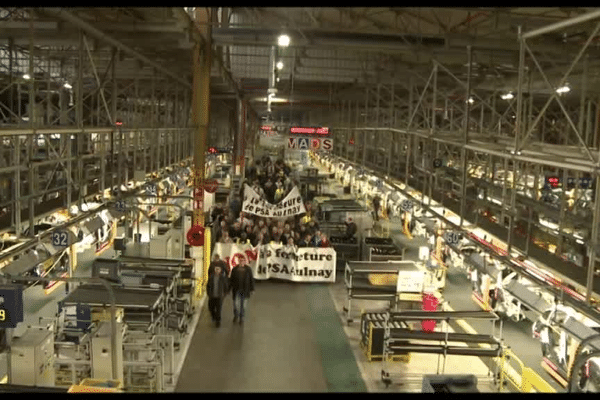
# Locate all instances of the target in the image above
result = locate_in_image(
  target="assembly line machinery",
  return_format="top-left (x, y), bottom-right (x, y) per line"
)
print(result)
top-left (380, 310), bottom-right (504, 391)
top-left (343, 260), bottom-right (426, 325)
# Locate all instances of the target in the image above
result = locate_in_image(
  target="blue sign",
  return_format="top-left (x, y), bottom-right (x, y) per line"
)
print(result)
top-left (115, 200), bottom-right (126, 212)
top-left (51, 231), bottom-right (69, 247)
top-left (567, 177), bottom-right (593, 188)
top-left (0, 285), bottom-right (24, 328)
top-left (376, 180), bottom-right (383, 190)
top-left (444, 231), bottom-right (459, 246)
top-left (145, 183), bottom-right (157, 196)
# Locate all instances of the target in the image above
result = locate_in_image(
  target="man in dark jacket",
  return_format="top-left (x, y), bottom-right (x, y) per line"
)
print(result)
top-left (206, 265), bottom-right (229, 327)
top-left (208, 254), bottom-right (228, 277)
top-left (229, 256), bottom-right (255, 324)
top-left (344, 217), bottom-right (358, 240)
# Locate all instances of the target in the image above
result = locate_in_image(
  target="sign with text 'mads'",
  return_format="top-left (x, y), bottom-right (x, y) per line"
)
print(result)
top-left (242, 184), bottom-right (306, 218)
top-left (213, 243), bottom-right (336, 283)
top-left (288, 137), bottom-right (333, 151)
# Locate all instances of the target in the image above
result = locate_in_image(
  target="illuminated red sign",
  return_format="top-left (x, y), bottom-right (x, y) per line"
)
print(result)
top-left (261, 125), bottom-right (272, 131)
top-left (547, 176), bottom-right (560, 188)
top-left (290, 127), bottom-right (330, 136)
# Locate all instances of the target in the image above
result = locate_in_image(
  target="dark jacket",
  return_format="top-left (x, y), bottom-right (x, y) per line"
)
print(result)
top-left (208, 260), bottom-right (228, 277)
top-left (345, 222), bottom-right (358, 238)
top-left (230, 264), bottom-right (255, 297)
top-left (206, 271), bottom-right (229, 299)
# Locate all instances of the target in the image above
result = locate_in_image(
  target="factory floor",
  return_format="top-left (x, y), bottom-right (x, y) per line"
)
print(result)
top-left (175, 172), bottom-right (504, 393)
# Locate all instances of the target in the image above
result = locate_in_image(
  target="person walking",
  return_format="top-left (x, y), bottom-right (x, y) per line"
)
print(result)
top-left (208, 254), bottom-right (228, 277)
top-left (229, 256), bottom-right (255, 324)
top-left (206, 264), bottom-right (229, 328)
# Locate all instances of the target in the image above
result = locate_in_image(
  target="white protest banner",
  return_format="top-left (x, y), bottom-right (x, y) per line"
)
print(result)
top-left (213, 242), bottom-right (336, 283)
top-left (242, 184), bottom-right (306, 218)
top-left (212, 242), bottom-right (259, 275)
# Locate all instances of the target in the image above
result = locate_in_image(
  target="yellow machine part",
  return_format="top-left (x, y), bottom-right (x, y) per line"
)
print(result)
top-left (368, 273), bottom-right (397, 286)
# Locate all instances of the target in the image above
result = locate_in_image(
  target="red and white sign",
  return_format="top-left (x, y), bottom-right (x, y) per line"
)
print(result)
top-left (290, 126), bottom-right (330, 136)
top-left (187, 225), bottom-right (205, 246)
top-left (204, 179), bottom-right (219, 193)
top-left (288, 137), bottom-right (333, 151)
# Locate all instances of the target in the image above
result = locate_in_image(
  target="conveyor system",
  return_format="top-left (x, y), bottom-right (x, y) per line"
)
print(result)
top-left (362, 237), bottom-right (405, 262)
top-left (381, 310), bottom-right (504, 390)
top-left (60, 284), bottom-right (165, 334)
top-left (115, 256), bottom-right (194, 336)
top-left (344, 260), bottom-right (423, 324)
top-left (330, 236), bottom-right (361, 266)
top-left (502, 280), bottom-right (551, 322)
top-left (360, 311), bottom-right (411, 361)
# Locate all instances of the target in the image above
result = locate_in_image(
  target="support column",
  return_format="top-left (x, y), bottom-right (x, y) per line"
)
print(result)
top-left (362, 87), bottom-right (368, 166)
top-left (192, 17), bottom-right (211, 227)
top-left (587, 168), bottom-right (600, 303)
top-left (14, 138), bottom-right (21, 238)
top-left (236, 97), bottom-right (245, 175)
top-left (387, 80), bottom-right (395, 177)
top-left (507, 32), bottom-right (526, 253)
top-left (459, 46), bottom-right (472, 228)
top-left (406, 77), bottom-right (414, 184)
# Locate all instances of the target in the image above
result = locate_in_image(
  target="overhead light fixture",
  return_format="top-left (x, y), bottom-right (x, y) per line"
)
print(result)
top-left (467, 97), bottom-right (474, 104)
top-left (501, 93), bottom-right (514, 100)
top-left (556, 85), bottom-right (571, 94)
top-left (276, 77), bottom-right (280, 82)
top-left (63, 82), bottom-right (72, 89)
top-left (23, 74), bottom-right (31, 80)
top-left (276, 61), bottom-right (284, 70)
top-left (278, 34), bottom-right (290, 47)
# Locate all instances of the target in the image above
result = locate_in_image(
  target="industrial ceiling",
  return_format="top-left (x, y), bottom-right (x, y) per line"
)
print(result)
top-left (3, 7), bottom-right (600, 124)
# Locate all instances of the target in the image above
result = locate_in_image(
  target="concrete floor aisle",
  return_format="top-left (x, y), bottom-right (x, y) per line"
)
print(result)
top-left (175, 279), bottom-right (368, 392)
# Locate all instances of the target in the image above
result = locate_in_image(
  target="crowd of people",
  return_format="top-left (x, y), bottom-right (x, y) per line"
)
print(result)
top-left (210, 156), bottom-right (334, 248)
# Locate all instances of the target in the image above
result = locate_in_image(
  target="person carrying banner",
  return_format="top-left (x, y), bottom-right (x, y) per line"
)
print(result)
top-left (310, 230), bottom-right (323, 247)
top-left (206, 264), bottom-right (229, 328)
top-left (230, 256), bottom-right (255, 324)
top-left (274, 181), bottom-right (285, 203)
top-left (319, 233), bottom-right (330, 248)
top-left (219, 231), bottom-right (234, 244)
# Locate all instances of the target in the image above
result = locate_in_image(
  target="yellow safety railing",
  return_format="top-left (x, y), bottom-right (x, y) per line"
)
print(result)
top-left (403, 213), bottom-right (413, 239)
top-left (194, 227), bottom-right (211, 301)
top-left (498, 348), bottom-right (556, 393)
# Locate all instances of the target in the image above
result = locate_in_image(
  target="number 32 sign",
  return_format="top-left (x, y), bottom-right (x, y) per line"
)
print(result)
top-left (52, 231), bottom-right (70, 248)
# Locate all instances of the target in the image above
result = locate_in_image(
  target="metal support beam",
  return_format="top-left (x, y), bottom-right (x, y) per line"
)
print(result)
top-left (192, 12), bottom-right (211, 227)
top-left (522, 9), bottom-right (600, 40)
top-left (460, 46), bottom-right (472, 228)
top-left (42, 8), bottom-right (191, 88)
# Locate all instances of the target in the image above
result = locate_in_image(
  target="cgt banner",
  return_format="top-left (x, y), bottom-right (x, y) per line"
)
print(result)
top-left (242, 184), bottom-right (306, 218)
top-left (213, 242), bottom-right (336, 283)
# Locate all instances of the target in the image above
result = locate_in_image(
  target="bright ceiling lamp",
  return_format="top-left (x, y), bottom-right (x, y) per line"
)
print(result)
top-left (501, 93), bottom-right (514, 100)
top-left (23, 74), bottom-right (31, 80)
top-left (278, 34), bottom-right (290, 47)
top-left (466, 97), bottom-right (474, 104)
top-left (63, 82), bottom-right (72, 89)
top-left (276, 61), bottom-right (284, 70)
top-left (556, 85), bottom-right (570, 94)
